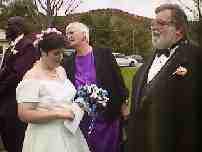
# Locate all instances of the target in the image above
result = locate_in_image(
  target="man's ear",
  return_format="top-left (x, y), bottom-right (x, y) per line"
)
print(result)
top-left (176, 27), bottom-right (184, 38)
top-left (176, 31), bottom-right (181, 37)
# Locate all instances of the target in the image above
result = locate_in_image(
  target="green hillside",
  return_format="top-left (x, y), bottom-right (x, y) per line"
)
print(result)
top-left (56, 9), bottom-right (153, 58)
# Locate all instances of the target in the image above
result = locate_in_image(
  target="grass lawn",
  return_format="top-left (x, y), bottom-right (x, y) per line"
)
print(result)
top-left (121, 67), bottom-right (138, 108)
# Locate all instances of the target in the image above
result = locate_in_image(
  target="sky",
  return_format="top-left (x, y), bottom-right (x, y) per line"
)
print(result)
top-left (37, 0), bottom-right (194, 19)
top-left (73, 0), bottom-right (155, 18)
top-left (72, 0), bottom-right (188, 18)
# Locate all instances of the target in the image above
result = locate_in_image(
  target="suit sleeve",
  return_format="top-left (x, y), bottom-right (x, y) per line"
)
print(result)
top-left (104, 49), bottom-right (129, 119)
top-left (130, 65), bottom-right (144, 114)
top-left (130, 72), bottom-right (138, 114)
top-left (0, 41), bottom-right (39, 95)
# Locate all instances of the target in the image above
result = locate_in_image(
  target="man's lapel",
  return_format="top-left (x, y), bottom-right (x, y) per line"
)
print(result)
top-left (145, 45), bottom-right (187, 94)
top-left (92, 48), bottom-right (102, 86)
top-left (133, 53), bottom-right (156, 112)
top-left (138, 53), bottom-right (156, 90)
top-left (67, 54), bottom-right (75, 82)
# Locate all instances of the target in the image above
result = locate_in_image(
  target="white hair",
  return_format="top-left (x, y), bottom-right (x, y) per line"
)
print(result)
top-left (66, 22), bottom-right (89, 43)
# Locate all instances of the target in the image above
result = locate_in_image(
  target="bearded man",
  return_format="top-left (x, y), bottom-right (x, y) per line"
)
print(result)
top-left (127, 4), bottom-right (201, 152)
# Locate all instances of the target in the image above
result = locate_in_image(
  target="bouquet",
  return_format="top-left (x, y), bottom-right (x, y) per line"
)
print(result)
top-left (74, 84), bottom-right (109, 134)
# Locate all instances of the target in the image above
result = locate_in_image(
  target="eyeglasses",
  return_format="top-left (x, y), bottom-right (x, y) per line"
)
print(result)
top-left (151, 19), bottom-right (175, 28)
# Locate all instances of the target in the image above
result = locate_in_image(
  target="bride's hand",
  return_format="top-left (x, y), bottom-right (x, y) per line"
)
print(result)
top-left (56, 109), bottom-right (75, 121)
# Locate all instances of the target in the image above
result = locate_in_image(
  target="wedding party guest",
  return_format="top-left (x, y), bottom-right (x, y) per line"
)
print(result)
top-left (63, 22), bottom-right (129, 152)
top-left (0, 16), bottom-right (39, 152)
top-left (127, 4), bottom-right (201, 152)
top-left (16, 28), bottom-right (90, 152)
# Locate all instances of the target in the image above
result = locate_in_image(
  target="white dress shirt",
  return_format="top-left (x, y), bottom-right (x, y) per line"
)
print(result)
top-left (0, 34), bottom-right (24, 70)
top-left (147, 46), bottom-right (178, 83)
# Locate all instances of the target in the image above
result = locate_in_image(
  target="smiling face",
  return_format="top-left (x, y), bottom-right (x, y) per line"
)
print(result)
top-left (151, 9), bottom-right (179, 49)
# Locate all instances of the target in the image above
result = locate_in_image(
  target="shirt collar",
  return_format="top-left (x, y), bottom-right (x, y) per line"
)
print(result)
top-left (156, 38), bottom-right (188, 58)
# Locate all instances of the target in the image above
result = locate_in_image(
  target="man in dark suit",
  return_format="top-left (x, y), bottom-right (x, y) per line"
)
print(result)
top-left (0, 16), bottom-right (39, 152)
top-left (63, 22), bottom-right (129, 152)
top-left (127, 4), bottom-right (201, 152)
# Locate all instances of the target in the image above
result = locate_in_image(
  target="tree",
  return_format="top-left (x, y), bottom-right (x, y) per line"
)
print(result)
top-left (35, 0), bottom-right (82, 26)
top-left (83, 10), bottom-right (152, 58)
top-left (0, 0), bottom-right (13, 6)
top-left (0, 0), bottom-right (12, 10)
top-left (0, 0), bottom-right (83, 29)
top-left (0, 0), bottom-right (42, 32)
top-left (178, 0), bottom-right (202, 46)
top-left (178, 0), bottom-right (201, 20)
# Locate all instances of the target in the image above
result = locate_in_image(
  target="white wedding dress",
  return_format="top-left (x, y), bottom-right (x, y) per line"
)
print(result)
top-left (16, 78), bottom-right (90, 152)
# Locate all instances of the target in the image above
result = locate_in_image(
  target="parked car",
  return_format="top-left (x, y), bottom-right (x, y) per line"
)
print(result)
top-left (128, 54), bottom-right (144, 63)
top-left (112, 52), bottom-right (138, 67)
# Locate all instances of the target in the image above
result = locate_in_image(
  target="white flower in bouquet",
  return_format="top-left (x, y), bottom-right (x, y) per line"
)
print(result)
top-left (74, 84), bottom-right (109, 134)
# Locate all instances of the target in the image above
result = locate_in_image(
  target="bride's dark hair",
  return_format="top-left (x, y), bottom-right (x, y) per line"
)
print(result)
top-left (38, 32), bottom-right (65, 53)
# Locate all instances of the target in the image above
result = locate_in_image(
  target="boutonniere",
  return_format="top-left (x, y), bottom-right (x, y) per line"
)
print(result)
top-left (10, 48), bottom-right (19, 55)
top-left (8, 34), bottom-right (24, 55)
top-left (172, 66), bottom-right (188, 77)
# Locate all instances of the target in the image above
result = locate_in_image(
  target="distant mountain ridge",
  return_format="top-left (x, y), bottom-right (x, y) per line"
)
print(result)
top-left (64, 8), bottom-right (151, 24)
top-left (57, 8), bottom-right (152, 57)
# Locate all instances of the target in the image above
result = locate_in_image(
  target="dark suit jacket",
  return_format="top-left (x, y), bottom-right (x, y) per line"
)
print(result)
top-left (62, 48), bottom-right (128, 120)
top-left (127, 42), bottom-right (201, 152)
top-left (0, 36), bottom-right (39, 117)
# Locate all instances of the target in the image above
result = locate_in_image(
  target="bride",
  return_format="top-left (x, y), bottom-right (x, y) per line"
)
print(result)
top-left (16, 28), bottom-right (90, 152)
